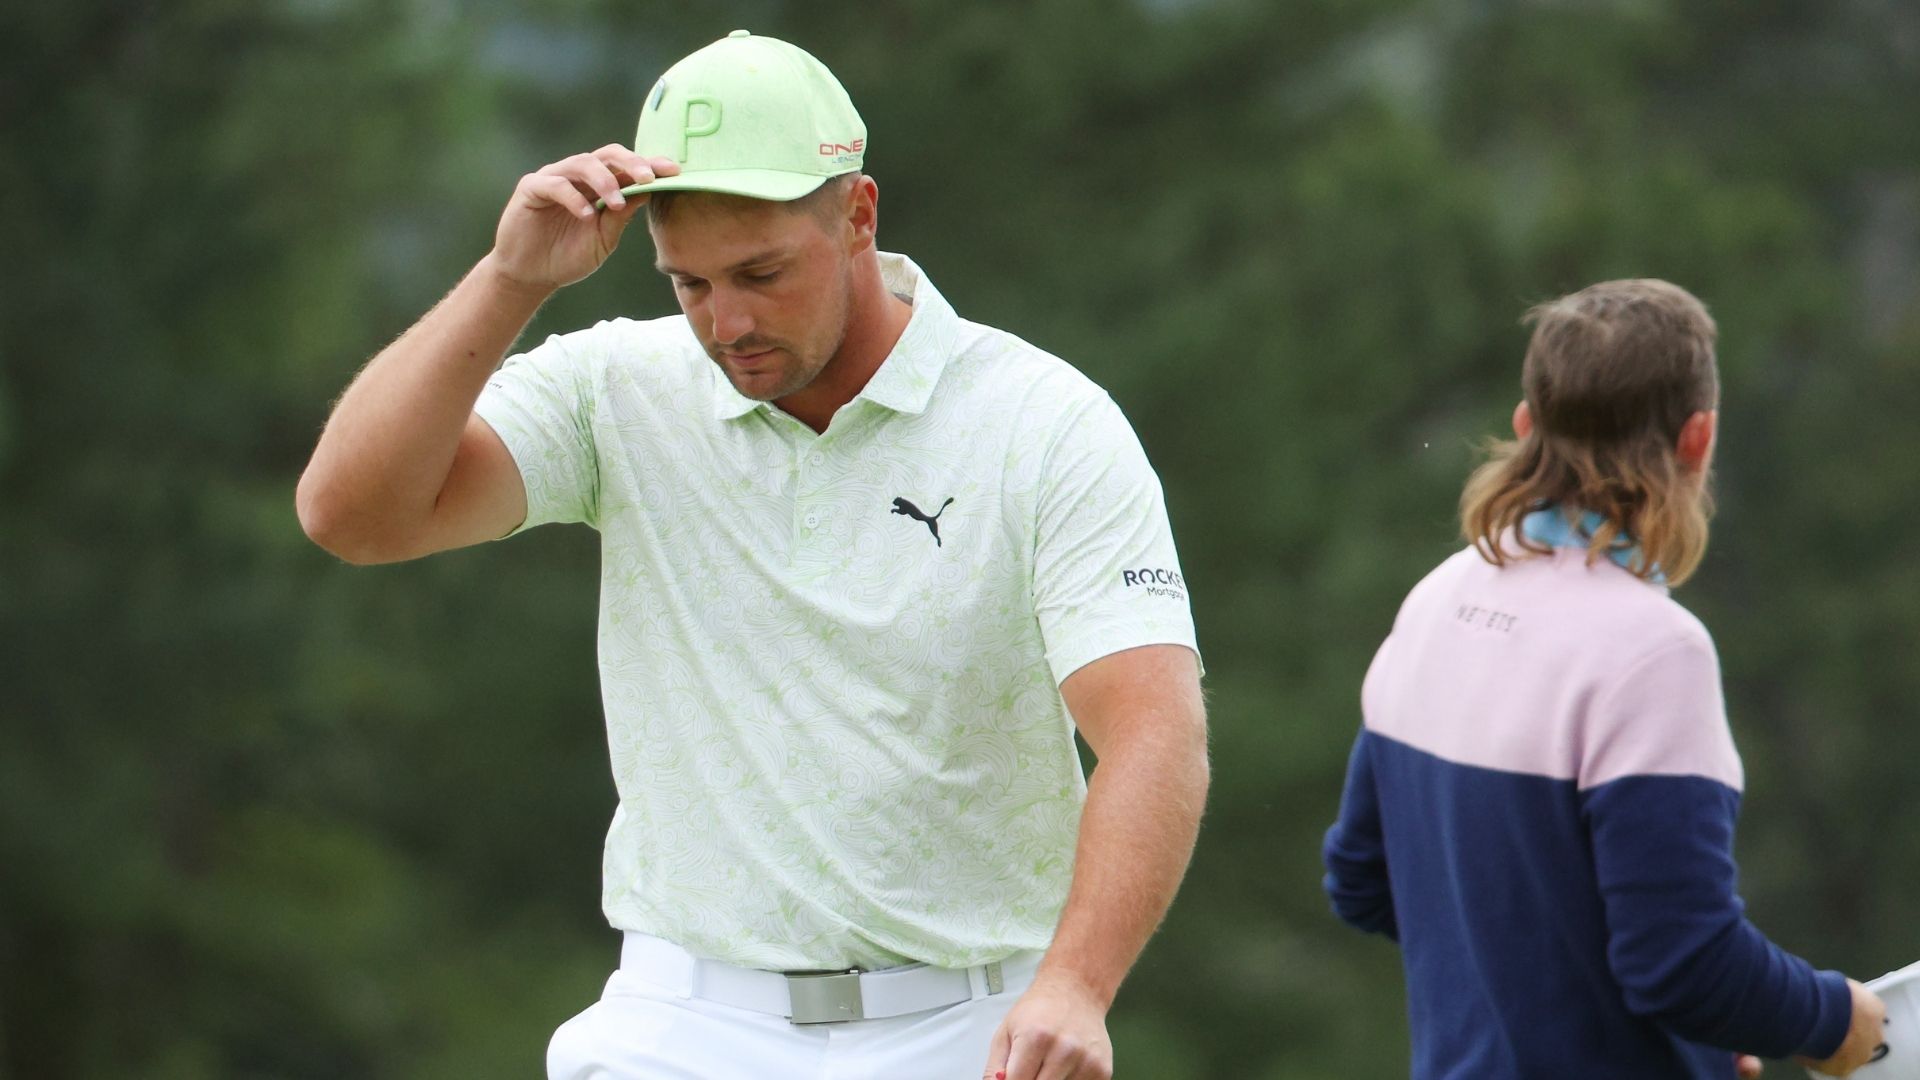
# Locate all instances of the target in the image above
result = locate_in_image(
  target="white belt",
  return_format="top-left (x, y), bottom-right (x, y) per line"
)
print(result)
top-left (620, 932), bottom-right (1034, 1025)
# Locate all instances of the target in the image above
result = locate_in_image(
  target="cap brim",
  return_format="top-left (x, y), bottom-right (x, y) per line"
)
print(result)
top-left (596, 169), bottom-right (831, 209)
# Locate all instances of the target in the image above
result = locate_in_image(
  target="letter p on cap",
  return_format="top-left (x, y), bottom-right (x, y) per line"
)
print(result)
top-left (681, 95), bottom-right (722, 160)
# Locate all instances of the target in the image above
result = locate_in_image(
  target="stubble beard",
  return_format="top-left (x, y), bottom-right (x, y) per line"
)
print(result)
top-left (717, 263), bottom-right (855, 403)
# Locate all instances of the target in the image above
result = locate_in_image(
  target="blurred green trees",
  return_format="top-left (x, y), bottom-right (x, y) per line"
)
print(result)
top-left (4, 1), bottom-right (1916, 1076)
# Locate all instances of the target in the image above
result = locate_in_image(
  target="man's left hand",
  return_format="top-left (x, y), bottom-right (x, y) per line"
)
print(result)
top-left (982, 975), bottom-right (1114, 1080)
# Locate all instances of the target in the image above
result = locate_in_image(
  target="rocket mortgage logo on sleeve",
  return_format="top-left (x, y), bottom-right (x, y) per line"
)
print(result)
top-left (1121, 567), bottom-right (1187, 602)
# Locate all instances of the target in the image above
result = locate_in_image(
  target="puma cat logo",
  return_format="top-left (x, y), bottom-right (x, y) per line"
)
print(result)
top-left (891, 497), bottom-right (954, 547)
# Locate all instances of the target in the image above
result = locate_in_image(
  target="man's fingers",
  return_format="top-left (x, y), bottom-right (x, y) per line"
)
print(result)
top-left (557, 152), bottom-right (628, 211)
top-left (522, 174), bottom-right (595, 220)
top-left (586, 146), bottom-right (683, 208)
top-left (981, 1022), bottom-right (1012, 1080)
top-left (1003, 1041), bottom-right (1098, 1080)
top-left (1001, 1033), bottom-right (1050, 1080)
top-left (594, 144), bottom-right (657, 186)
top-left (526, 152), bottom-right (627, 214)
top-left (1733, 1054), bottom-right (1763, 1079)
top-left (1036, 1040), bottom-right (1097, 1080)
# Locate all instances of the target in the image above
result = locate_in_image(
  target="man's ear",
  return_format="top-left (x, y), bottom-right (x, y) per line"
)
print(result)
top-left (845, 175), bottom-right (879, 254)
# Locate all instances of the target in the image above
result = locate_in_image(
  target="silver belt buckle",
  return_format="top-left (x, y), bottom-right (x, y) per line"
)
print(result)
top-left (786, 969), bottom-right (865, 1024)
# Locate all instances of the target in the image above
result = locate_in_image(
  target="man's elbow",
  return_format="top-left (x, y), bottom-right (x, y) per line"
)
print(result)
top-left (1170, 692), bottom-right (1209, 750)
top-left (1093, 696), bottom-right (1208, 814)
top-left (1166, 701), bottom-right (1211, 800)
top-left (295, 473), bottom-right (411, 566)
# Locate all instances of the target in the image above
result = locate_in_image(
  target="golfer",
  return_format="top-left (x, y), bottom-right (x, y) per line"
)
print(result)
top-left (1321, 280), bottom-right (1885, 1078)
top-left (296, 30), bottom-right (1206, 1080)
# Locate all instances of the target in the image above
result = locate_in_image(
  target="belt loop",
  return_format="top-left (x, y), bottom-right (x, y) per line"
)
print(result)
top-left (677, 954), bottom-right (698, 1000)
top-left (967, 961), bottom-right (1005, 1001)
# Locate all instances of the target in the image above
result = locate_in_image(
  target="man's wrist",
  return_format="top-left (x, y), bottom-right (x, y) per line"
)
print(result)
top-left (1029, 959), bottom-right (1118, 1012)
top-left (474, 251), bottom-right (561, 307)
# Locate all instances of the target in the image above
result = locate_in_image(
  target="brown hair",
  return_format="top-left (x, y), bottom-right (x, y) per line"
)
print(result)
top-left (1460, 279), bottom-right (1720, 586)
top-left (646, 172), bottom-right (860, 230)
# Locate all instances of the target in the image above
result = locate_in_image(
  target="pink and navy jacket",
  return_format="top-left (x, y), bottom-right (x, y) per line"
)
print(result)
top-left (1323, 514), bottom-right (1850, 1078)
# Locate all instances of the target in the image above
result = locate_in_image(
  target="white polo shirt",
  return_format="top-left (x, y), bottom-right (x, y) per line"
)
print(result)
top-left (475, 253), bottom-right (1197, 971)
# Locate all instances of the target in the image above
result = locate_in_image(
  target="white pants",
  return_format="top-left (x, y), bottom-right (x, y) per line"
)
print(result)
top-left (548, 942), bottom-right (1038, 1080)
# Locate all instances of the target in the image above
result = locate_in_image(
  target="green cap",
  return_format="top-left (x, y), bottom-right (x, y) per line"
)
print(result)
top-left (619, 30), bottom-right (866, 203)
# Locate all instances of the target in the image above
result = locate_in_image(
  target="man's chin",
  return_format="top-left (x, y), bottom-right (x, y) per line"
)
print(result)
top-left (713, 351), bottom-right (820, 403)
top-left (723, 366), bottom-right (803, 403)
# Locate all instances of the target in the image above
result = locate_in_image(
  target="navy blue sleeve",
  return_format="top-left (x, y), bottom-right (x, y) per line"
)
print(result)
top-left (1323, 732), bottom-right (1398, 941)
top-left (1582, 774), bottom-right (1851, 1060)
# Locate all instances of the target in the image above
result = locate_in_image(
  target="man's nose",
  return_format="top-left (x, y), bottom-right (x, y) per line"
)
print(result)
top-left (709, 287), bottom-right (754, 345)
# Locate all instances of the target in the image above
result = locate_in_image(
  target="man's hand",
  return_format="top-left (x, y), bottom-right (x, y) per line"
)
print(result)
top-left (982, 975), bottom-right (1113, 1080)
top-left (488, 145), bottom-right (680, 292)
top-left (1796, 978), bottom-right (1888, 1077)
top-left (1735, 1052), bottom-right (1762, 1078)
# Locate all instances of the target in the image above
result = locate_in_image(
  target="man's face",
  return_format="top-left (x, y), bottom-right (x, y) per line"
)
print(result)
top-left (649, 194), bottom-right (853, 404)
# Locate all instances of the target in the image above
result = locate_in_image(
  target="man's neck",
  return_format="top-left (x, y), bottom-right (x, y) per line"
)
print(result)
top-left (776, 253), bottom-right (912, 433)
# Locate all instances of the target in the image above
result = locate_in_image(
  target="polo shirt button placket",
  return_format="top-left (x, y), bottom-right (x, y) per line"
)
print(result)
top-left (795, 441), bottom-right (828, 550)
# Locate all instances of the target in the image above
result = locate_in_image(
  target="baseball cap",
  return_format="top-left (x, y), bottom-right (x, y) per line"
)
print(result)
top-left (615, 30), bottom-right (866, 203)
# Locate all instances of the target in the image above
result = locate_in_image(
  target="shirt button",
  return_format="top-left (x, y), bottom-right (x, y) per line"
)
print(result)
top-left (804, 513), bottom-right (820, 529)
top-left (808, 452), bottom-right (825, 467)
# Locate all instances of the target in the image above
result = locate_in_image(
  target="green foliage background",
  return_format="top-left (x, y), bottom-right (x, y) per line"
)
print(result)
top-left (3, 1), bottom-right (1917, 1076)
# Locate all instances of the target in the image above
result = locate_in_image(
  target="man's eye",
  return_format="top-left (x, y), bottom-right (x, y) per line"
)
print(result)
top-left (744, 270), bottom-right (780, 284)
top-left (675, 277), bottom-right (706, 291)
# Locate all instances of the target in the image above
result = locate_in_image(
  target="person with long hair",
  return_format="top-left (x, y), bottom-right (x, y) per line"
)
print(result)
top-left (1323, 280), bottom-right (1885, 1078)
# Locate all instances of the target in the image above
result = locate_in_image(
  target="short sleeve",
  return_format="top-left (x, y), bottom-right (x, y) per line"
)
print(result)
top-left (474, 329), bottom-right (602, 534)
top-left (1579, 632), bottom-right (1744, 793)
top-left (1032, 393), bottom-right (1199, 684)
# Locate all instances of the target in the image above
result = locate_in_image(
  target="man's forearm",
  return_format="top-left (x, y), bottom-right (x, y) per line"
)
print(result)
top-left (1035, 718), bottom-right (1209, 1007)
top-left (296, 254), bottom-right (551, 558)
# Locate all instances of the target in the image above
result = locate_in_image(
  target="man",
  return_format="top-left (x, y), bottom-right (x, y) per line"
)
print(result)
top-left (296, 30), bottom-right (1207, 1080)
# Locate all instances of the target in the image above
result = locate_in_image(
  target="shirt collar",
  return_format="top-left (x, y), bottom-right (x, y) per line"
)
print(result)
top-left (1520, 503), bottom-right (1665, 584)
top-left (711, 370), bottom-right (761, 420)
top-left (708, 252), bottom-right (958, 421)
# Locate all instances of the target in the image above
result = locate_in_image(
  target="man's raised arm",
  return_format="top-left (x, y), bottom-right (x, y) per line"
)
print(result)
top-left (295, 146), bottom-right (676, 564)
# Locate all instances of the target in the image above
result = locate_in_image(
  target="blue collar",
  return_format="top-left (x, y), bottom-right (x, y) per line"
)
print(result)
top-left (1520, 505), bottom-right (1663, 583)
